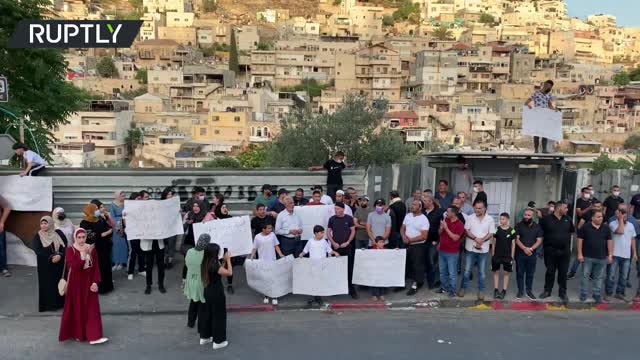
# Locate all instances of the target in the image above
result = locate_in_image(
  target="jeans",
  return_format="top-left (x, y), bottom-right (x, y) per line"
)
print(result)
top-left (606, 256), bottom-right (630, 295)
top-left (278, 235), bottom-right (300, 257)
top-left (355, 239), bottom-right (370, 250)
top-left (569, 257), bottom-right (581, 275)
top-left (128, 239), bottom-right (146, 275)
top-left (515, 254), bottom-right (537, 293)
top-left (461, 251), bottom-right (488, 291)
top-left (407, 243), bottom-right (427, 286)
top-left (425, 242), bottom-right (439, 288)
top-left (543, 247), bottom-right (570, 295)
top-left (0, 230), bottom-right (7, 271)
top-left (439, 251), bottom-right (459, 294)
top-left (164, 235), bottom-right (177, 259)
top-left (580, 257), bottom-right (607, 299)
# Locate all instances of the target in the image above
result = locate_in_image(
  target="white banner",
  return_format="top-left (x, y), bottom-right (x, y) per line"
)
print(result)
top-left (522, 106), bottom-right (563, 141)
top-left (124, 197), bottom-right (183, 240)
top-left (293, 256), bottom-right (348, 296)
top-left (352, 249), bottom-right (406, 287)
top-left (295, 205), bottom-right (332, 240)
top-left (244, 255), bottom-right (294, 298)
top-left (193, 216), bottom-right (253, 257)
top-left (0, 175), bottom-right (52, 211)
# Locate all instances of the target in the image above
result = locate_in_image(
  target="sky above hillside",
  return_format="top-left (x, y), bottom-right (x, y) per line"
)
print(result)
top-left (565, 0), bottom-right (639, 27)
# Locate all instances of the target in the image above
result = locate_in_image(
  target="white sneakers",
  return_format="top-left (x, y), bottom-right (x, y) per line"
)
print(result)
top-left (138, 271), bottom-right (146, 277)
top-left (271, 298), bottom-right (278, 306)
top-left (199, 337), bottom-right (213, 345)
top-left (127, 274), bottom-right (133, 280)
top-left (263, 297), bottom-right (269, 304)
top-left (89, 337), bottom-right (108, 345)
top-left (212, 341), bottom-right (228, 350)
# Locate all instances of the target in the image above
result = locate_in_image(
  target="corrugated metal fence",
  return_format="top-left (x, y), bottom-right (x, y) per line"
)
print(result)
top-left (588, 169), bottom-right (640, 201)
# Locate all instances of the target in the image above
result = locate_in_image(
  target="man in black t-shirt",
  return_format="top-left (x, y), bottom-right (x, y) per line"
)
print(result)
top-left (309, 151), bottom-right (346, 199)
top-left (630, 192), bottom-right (640, 220)
top-left (327, 202), bottom-right (357, 298)
top-left (568, 200), bottom-right (603, 280)
top-left (603, 185), bottom-right (624, 222)
top-left (492, 213), bottom-right (515, 300)
top-left (251, 203), bottom-right (276, 237)
top-left (575, 187), bottom-right (595, 222)
top-left (515, 208), bottom-right (543, 299)
top-left (576, 210), bottom-right (612, 303)
top-left (539, 201), bottom-right (575, 302)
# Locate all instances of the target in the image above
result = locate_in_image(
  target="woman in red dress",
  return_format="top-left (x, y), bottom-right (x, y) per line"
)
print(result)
top-left (58, 228), bottom-right (108, 345)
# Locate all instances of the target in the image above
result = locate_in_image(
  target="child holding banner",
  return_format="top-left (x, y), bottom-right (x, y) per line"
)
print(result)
top-left (298, 225), bottom-right (340, 306)
top-left (250, 223), bottom-right (285, 305)
top-left (369, 237), bottom-right (386, 301)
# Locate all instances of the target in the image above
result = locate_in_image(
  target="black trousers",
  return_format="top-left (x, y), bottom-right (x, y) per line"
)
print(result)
top-left (144, 241), bottom-right (165, 287)
top-left (543, 247), bottom-right (570, 295)
top-left (199, 285), bottom-right (227, 343)
top-left (336, 242), bottom-right (355, 290)
top-left (408, 242), bottom-right (427, 286)
top-left (226, 256), bottom-right (245, 286)
top-left (327, 184), bottom-right (341, 200)
top-left (188, 300), bottom-right (201, 327)
top-left (533, 136), bottom-right (548, 152)
top-left (128, 239), bottom-right (146, 275)
top-left (425, 242), bottom-right (439, 288)
top-left (27, 165), bottom-right (46, 176)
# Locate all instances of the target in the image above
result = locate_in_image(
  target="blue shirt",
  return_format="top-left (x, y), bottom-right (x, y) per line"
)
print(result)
top-left (435, 191), bottom-right (455, 209)
top-left (529, 90), bottom-right (553, 108)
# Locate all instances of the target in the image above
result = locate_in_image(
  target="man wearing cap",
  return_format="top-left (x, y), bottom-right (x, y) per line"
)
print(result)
top-left (255, 184), bottom-right (276, 208)
top-left (275, 196), bottom-right (303, 257)
top-left (353, 196), bottom-right (372, 249)
top-left (334, 190), bottom-right (353, 217)
top-left (367, 199), bottom-right (392, 246)
top-left (268, 188), bottom-right (289, 216)
top-left (327, 202), bottom-right (358, 298)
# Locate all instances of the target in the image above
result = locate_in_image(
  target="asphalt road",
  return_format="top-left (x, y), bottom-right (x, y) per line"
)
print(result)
top-left (0, 310), bottom-right (637, 360)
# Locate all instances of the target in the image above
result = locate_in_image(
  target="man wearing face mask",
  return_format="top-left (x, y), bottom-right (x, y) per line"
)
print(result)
top-left (603, 185), bottom-right (624, 222)
top-left (353, 197), bottom-right (372, 249)
top-left (525, 79), bottom-right (557, 153)
top-left (309, 151), bottom-right (346, 200)
top-left (183, 186), bottom-right (210, 214)
top-left (576, 187), bottom-right (595, 223)
top-left (367, 199), bottom-right (392, 247)
top-left (472, 180), bottom-right (487, 205)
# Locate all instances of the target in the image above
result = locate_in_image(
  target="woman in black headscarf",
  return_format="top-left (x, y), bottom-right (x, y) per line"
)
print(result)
top-left (80, 202), bottom-right (114, 294)
top-left (33, 216), bottom-right (67, 312)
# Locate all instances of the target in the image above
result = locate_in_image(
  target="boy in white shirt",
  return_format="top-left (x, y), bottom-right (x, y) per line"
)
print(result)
top-left (250, 223), bottom-right (285, 305)
top-left (13, 143), bottom-right (46, 176)
top-left (299, 225), bottom-right (340, 306)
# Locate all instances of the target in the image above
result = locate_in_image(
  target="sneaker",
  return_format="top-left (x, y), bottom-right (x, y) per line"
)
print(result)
top-left (263, 297), bottom-right (269, 304)
top-left (493, 289), bottom-right (499, 299)
top-left (566, 272), bottom-right (575, 280)
top-left (406, 286), bottom-right (418, 296)
top-left (2, 269), bottom-right (11, 277)
top-left (477, 292), bottom-right (485, 301)
top-left (144, 286), bottom-right (151, 295)
top-left (138, 271), bottom-right (147, 277)
top-left (199, 338), bottom-right (213, 345)
top-left (272, 298), bottom-right (278, 306)
top-left (350, 288), bottom-right (359, 299)
top-left (614, 293), bottom-right (628, 302)
top-left (448, 291), bottom-right (456, 298)
top-left (159, 286), bottom-right (167, 294)
top-left (559, 293), bottom-right (569, 304)
top-left (515, 291), bottom-right (524, 299)
top-left (500, 289), bottom-right (507, 299)
top-left (436, 288), bottom-right (447, 294)
top-left (526, 291), bottom-right (536, 300)
top-left (127, 274), bottom-right (134, 280)
top-left (457, 288), bottom-right (465, 298)
top-left (539, 291), bottom-right (551, 299)
top-left (579, 294), bottom-right (587, 302)
top-left (89, 337), bottom-right (109, 345)
top-left (212, 341), bottom-right (228, 350)
top-left (227, 285), bottom-right (234, 294)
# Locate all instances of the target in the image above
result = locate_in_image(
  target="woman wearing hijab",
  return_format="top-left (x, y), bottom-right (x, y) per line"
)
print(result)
top-left (161, 187), bottom-right (178, 269)
top-left (204, 198), bottom-right (236, 293)
top-left (184, 234), bottom-right (209, 329)
top-left (52, 208), bottom-right (75, 244)
top-left (80, 203), bottom-right (114, 294)
top-left (109, 191), bottom-right (128, 270)
top-left (59, 228), bottom-right (108, 345)
top-left (198, 243), bottom-right (232, 349)
top-left (183, 201), bottom-right (206, 279)
top-left (33, 216), bottom-right (67, 312)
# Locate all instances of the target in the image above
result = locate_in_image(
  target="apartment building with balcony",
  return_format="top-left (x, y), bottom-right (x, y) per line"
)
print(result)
top-left (192, 111), bottom-right (249, 144)
top-left (415, 49), bottom-right (458, 97)
top-left (53, 100), bottom-right (132, 164)
top-left (168, 65), bottom-right (236, 112)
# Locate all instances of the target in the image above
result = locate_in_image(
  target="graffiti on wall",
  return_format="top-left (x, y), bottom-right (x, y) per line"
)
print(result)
top-left (143, 178), bottom-right (267, 203)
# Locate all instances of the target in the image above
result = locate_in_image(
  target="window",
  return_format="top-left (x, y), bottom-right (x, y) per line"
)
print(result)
top-left (212, 116), bottom-right (219, 121)
top-left (104, 149), bottom-right (115, 155)
top-left (81, 119), bottom-right (89, 125)
top-left (214, 130), bottom-right (220, 134)
top-left (200, 128), bottom-right (207, 136)
top-left (238, 131), bottom-right (243, 135)
top-left (117, 148), bottom-right (122, 154)
top-left (234, 116), bottom-right (241, 122)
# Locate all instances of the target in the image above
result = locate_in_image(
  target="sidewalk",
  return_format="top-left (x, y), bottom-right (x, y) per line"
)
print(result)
top-left (2, 257), bottom-right (640, 317)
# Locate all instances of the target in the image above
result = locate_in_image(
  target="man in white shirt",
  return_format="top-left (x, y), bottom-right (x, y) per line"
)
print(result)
top-left (401, 199), bottom-right (430, 296)
top-left (459, 200), bottom-right (495, 300)
top-left (13, 143), bottom-right (46, 176)
top-left (606, 208), bottom-right (638, 301)
top-left (275, 196), bottom-right (303, 257)
top-left (311, 185), bottom-right (333, 205)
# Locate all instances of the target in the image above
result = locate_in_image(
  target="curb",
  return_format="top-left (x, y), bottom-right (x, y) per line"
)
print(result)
top-left (6, 299), bottom-right (640, 318)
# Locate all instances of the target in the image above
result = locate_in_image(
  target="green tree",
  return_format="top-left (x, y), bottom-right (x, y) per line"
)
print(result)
top-left (202, 157), bottom-right (241, 168)
top-left (479, 13), bottom-right (495, 25)
top-left (229, 29), bottom-right (240, 74)
top-left (96, 57), bottom-right (118, 78)
top-left (629, 68), bottom-right (640, 82)
top-left (128, 0), bottom-right (143, 10)
top-left (281, 78), bottom-right (329, 98)
top-left (431, 25), bottom-right (453, 40)
top-left (134, 68), bottom-right (148, 84)
top-left (0, 0), bottom-right (89, 161)
top-left (382, 15), bottom-right (395, 27)
top-left (124, 127), bottom-right (143, 160)
top-left (392, 0), bottom-right (420, 21)
top-left (237, 144), bottom-right (271, 168)
top-left (256, 41), bottom-right (274, 50)
top-left (591, 153), bottom-right (631, 174)
top-left (119, 86), bottom-right (148, 100)
top-left (333, 0), bottom-right (342, 5)
top-left (269, 96), bottom-right (416, 167)
top-left (624, 134), bottom-right (640, 150)
top-left (613, 72), bottom-right (631, 85)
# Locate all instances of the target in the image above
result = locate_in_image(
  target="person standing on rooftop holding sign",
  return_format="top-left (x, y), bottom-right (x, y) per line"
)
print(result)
top-left (525, 80), bottom-right (558, 154)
